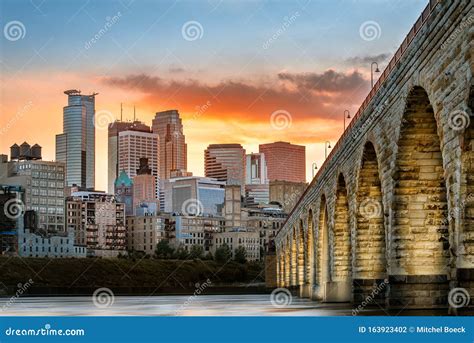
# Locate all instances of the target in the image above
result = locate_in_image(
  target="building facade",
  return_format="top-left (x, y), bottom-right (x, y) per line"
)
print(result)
top-left (164, 176), bottom-right (225, 216)
top-left (204, 144), bottom-right (245, 186)
top-left (66, 191), bottom-right (126, 257)
top-left (259, 141), bottom-right (306, 183)
top-left (132, 158), bottom-right (157, 213)
top-left (126, 214), bottom-right (167, 255)
top-left (117, 129), bottom-right (159, 199)
top-left (107, 120), bottom-right (151, 194)
top-left (212, 229), bottom-right (260, 261)
top-left (0, 146), bottom-right (66, 233)
top-left (56, 89), bottom-right (96, 189)
top-left (152, 110), bottom-right (187, 181)
top-left (173, 215), bottom-right (224, 253)
top-left (269, 180), bottom-right (307, 213)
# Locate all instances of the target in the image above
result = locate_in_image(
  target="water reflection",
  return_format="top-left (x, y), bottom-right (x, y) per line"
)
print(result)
top-left (0, 295), bottom-right (460, 316)
top-left (0, 295), bottom-right (347, 316)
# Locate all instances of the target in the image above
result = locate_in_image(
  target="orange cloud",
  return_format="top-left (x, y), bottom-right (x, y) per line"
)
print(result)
top-left (101, 69), bottom-right (370, 124)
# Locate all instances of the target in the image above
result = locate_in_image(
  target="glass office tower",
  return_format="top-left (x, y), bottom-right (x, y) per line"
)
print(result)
top-left (56, 89), bottom-right (96, 189)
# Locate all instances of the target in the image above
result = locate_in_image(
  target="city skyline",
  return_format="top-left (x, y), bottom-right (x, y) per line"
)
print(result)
top-left (0, 0), bottom-right (428, 191)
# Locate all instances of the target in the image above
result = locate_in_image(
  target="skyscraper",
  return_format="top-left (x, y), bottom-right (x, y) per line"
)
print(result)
top-left (133, 157), bottom-right (158, 212)
top-left (245, 153), bottom-right (267, 185)
top-left (152, 110), bottom-right (187, 180)
top-left (107, 119), bottom-right (151, 194)
top-left (117, 130), bottom-right (159, 199)
top-left (56, 89), bottom-right (96, 189)
top-left (204, 144), bottom-right (246, 186)
top-left (245, 152), bottom-right (269, 205)
top-left (259, 141), bottom-right (306, 183)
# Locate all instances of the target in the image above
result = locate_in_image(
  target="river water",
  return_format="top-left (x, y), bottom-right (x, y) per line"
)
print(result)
top-left (0, 294), bottom-right (458, 316)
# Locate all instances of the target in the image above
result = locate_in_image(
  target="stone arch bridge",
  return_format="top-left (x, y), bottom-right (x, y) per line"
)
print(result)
top-left (275, 0), bottom-right (474, 308)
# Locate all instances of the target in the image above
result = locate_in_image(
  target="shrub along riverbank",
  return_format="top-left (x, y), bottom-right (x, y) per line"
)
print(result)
top-left (0, 257), bottom-right (265, 296)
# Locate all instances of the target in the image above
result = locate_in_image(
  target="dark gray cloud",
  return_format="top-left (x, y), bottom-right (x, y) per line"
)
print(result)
top-left (278, 69), bottom-right (368, 93)
top-left (345, 53), bottom-right (391, 66)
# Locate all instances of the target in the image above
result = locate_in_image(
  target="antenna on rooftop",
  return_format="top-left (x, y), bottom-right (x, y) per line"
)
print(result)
top-left (120, 103), bottom-right (123, 121)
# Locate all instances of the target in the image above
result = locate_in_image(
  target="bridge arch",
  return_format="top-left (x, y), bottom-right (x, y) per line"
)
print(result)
top-left (290, 226), bottom-right (297, 286)
top-left (305, 209), bottom-right (315, 287)
top-left (333, 174), bottom-right (351, 282)
top-left (297, 220), bottom-right (305, 285)
top-left (390, 85), bottom-right (449, 306)
top-left (285, 236), bottom-right (291, 287)
top-left (354, 141), bottom-right (387, 303)
top-left (316, 195), bottom-right (330, 291)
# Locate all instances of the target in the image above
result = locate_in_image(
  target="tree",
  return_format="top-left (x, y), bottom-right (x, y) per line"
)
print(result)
top-left (234, 246), bottom-right (247, 263)
top-left (175, 246), bottom-right (189, 260)
top-left (155, 240), bottom-right (174, 259)
top-left (215, 243), bottom-right (232, 263)
top-left (204, 251), bottom-right (214, 260)
top-left (189, 245), bottom-right (204, 259)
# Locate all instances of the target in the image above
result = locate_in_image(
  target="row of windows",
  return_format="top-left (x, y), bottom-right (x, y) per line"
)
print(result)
top-left (31, 180), bottom-right (64, 188)
top-left (31, 171), bottom-right (64, 179)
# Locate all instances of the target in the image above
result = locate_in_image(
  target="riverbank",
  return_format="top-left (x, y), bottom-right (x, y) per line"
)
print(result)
top-left (0, 257), bottom-right (265, 296)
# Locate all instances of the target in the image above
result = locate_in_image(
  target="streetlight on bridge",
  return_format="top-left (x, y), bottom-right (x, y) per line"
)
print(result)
top-left (325, 141), bottom-right (331, 159)
top-left (312, 162), bottom-right (318, 178)
top-left (371, 61), bottom-right (380, 88)
top-left (344, 110), bottom-right (351, 130)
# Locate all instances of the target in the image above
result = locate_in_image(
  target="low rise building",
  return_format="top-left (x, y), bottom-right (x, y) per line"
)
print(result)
top-left (212, 229), bottom-right (260, 261)
top-left (0, 144), bottom-right (66, 233)
top-left (66, 191), bottom-right (126, 257)
top-left (173, 215), bottom-right (224, 253)
top-left (269, 180), bottom-right (307, 213)
top-left (126, 213), bottom-right (168, 256)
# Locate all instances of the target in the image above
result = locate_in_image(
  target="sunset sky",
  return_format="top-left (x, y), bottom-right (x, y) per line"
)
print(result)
top-left (0, 0), bottom-right (427, 191)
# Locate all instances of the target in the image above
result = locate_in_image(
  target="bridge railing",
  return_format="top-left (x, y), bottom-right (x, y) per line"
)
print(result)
top-left (279, 0), bottom-right (440, 232)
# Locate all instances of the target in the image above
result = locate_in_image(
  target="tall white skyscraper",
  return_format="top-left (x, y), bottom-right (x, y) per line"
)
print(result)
top-left (56, 89), bottom-right (96, 189)
top-left (117, 130), bottom-right (160, 199)
top-left (107, 120), bottom-right (151, 194)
